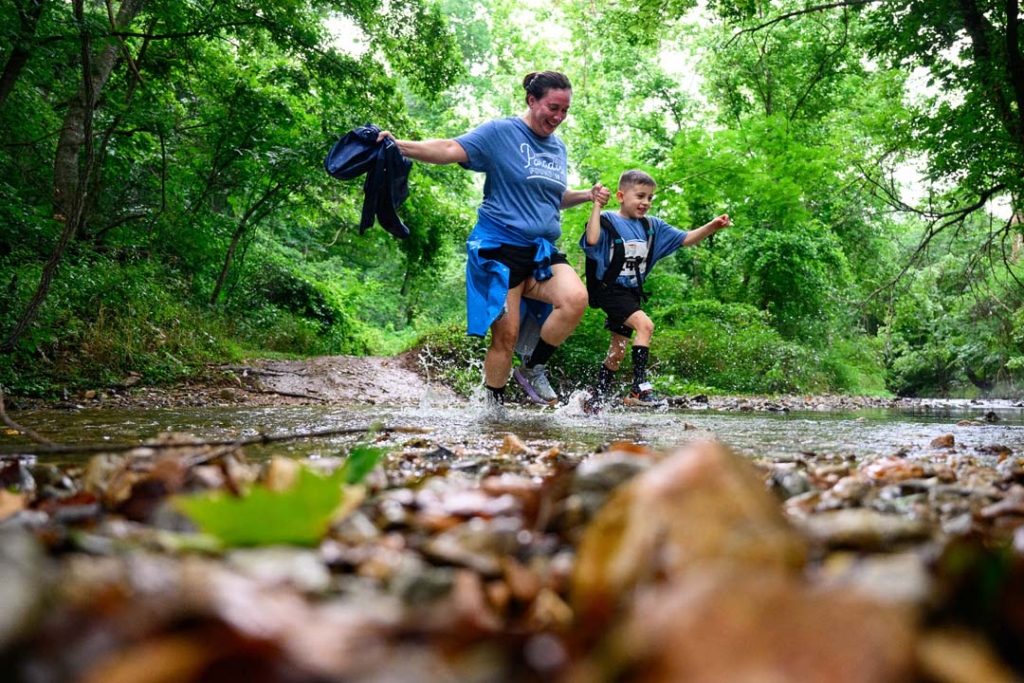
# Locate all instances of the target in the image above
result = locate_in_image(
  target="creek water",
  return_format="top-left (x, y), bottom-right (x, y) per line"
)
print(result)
top-left (4, 395), bottom-right (1024, 466)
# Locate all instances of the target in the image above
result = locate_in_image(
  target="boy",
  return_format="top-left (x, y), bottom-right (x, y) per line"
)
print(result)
top-left (580, 169), bottom-right (730, 411)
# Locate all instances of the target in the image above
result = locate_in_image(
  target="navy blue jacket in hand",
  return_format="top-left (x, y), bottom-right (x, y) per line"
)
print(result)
top-left (325, 123), bottom-right (412, 239)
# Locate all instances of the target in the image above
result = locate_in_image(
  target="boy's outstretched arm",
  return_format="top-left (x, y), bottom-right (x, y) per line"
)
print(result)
top-left (584, 190), bottom-right (609, 246)
top-left (682, 214), bottom-right (730, 247)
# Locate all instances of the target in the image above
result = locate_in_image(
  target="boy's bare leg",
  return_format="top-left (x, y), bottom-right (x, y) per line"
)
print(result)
top-left (604, 333), bottom-right (631, 371)
top-left (624, 310), bottom-right (654, 346)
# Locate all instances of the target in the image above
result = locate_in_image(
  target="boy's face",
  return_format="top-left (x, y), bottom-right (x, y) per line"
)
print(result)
top-left (617, 183), bottom-right (656, 220)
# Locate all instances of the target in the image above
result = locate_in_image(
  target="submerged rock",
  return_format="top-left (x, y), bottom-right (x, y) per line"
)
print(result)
top-left (794, 508), bottom-right (931, 549)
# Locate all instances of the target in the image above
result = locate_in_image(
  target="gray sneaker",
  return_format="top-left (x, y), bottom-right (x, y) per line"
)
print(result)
top-left (513, 364), bottom-right (558, 405)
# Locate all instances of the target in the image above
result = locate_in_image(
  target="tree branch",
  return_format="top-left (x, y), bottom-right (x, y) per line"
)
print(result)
top-left (0, 386), bottom-right (55, 446)
top-left (725, 0), bottom-right (880, 47)
top-left (0, 424), bottom-right (427, 457)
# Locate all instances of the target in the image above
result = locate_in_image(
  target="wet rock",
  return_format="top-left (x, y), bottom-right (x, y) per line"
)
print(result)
top-left (768, 464), bottom-right (811, 500)
top-left (0, 527), bottom-right (50, 650)
top-left (614, 570), bottom-right (915, 683)
top-left (932, 434), bottom-right (956, 449)
top-left (263, 455), bottom-right (300, 492)
top-left (794, 508), bottom-right (931, 549)
top-left (421, 517), bottom-right (523, 576)
top-left (0, 489), bottom-right (27, 521)
top-left (810, 463), bottom-right (851, 488)
top-left (818, 550), bottom-right (934, 609)
top-left (391, 562), bottom-right (456, 604)
top-left (500, 433), bottom-right (534, 456)
top-left (862, 456), bottom-right (926, 483)
top-left (917, 628), bottom-right (1019, 683)
top-left (573, 442), bottom-right (807, 623)
top-left (82, 454), bottom-right (127, 504)
top-left (502, 557), bottom-right (542, 603)
top-left (827, 475), bottom-right (873, 503)
top-left (525, 587), bottom-right (573, 631)
top-left (980, 487), bottom-right (1024, 518)
top-left (30, 464), bottom-right (74, 494)
top-left (997, 457), bottom-right (1024, 480)
top-left (331, 510), bottom-right (381, 544)
top-left (226, 547), bottom-right (332, 593)
top-left (569, 447), bottom-right (653, 520)
top-left (0, 461), bottom-right (35, 495)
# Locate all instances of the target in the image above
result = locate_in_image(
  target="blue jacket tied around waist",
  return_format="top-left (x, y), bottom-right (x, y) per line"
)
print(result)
top-left (466, 210), bottom-right (553, 343)
top-left (325, 124), bottom-right (412, 239)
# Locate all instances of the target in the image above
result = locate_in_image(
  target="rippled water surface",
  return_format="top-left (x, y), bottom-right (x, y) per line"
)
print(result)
top-left (5, 396), bottom-right (1024, 465)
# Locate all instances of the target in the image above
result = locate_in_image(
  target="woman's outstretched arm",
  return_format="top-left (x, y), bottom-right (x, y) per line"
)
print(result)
top-left (376, 131), bottom-right (468, 165)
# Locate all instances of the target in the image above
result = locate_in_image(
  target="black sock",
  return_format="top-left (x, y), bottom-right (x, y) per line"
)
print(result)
top-left (632, 345), bottom-right (649, 393)
top-left (596, 363), bottom-right (616, 397)
top-left (486, 384), bottom-right (505, 405)
top-left (526, 338), bottom-right (557, 368)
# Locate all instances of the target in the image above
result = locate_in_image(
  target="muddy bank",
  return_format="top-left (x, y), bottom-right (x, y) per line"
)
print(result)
top-left (5, 352), bottom-right (457, 411)
top-left (1, 351), bottom-right (958, 414)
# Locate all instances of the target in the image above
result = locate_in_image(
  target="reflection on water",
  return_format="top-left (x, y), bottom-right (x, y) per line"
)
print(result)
top-left (3, 397), bottom-right (1024, 465)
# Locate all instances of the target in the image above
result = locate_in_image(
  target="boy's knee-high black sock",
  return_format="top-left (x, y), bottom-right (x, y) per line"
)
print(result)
top-left (631, 345), bottom-right (650, 393)
top-left (525, 338), bottom-right (557, 368)
top-left (596, 363), bottom-right (616, 397)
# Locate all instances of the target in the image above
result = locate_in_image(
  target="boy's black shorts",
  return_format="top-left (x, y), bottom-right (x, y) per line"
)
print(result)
top-left (588, 284), bottom-right (643, 338)
top-left (478, 243), bottom-right (570, 289)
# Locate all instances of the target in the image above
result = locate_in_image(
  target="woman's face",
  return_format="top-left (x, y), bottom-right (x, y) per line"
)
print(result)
top-left (526, 88), bottom-right (571, 137)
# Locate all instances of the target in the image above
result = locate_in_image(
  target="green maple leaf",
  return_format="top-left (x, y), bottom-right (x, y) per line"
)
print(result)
top-left (175, 445), bottom-right (386, 547)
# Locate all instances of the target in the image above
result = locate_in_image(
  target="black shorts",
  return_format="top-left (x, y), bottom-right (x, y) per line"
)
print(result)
top-left (478, 243), bottom-right (570, 289)
top-left (588, 284), bottom-right (643, 337)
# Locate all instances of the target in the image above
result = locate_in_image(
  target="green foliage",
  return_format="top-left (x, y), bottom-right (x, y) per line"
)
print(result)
top-left (3, 0), bottom-right (1022, 400)
top-left (881, 243), bottom-right (1024, 397)
top-left (176, 466), bottom-right (347, 547)
top-left (0, 255), bottom-right (225, 394)
top-left (176, 444), bottom-right (386, 548)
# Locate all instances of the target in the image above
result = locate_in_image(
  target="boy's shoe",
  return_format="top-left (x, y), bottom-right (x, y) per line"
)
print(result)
top-left (514, 364), bottom-right (558, 405)
top-left (624, 382), bottom-right (665, 408)
top-left (581, 392), bottom-right (604, 415)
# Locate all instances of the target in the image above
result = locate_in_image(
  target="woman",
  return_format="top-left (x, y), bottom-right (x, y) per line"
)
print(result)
top-left (378, 71), bottom-right (608, 407)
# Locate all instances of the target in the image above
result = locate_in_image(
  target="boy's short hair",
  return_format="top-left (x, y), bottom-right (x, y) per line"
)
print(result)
top-left (618, 169), bottom-right (657, 191)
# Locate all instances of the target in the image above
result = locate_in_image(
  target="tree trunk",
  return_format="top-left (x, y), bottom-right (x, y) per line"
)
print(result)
top-left (210, 182), bottom-right (283, 305)
top-left (0, 0), bottom-right (47, 112)
top-left (1, 0), bottom-right (144, 353)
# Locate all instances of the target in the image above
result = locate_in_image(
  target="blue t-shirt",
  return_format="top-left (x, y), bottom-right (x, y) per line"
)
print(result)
top-left (579, 212), bottom-right (688, 288)
top-left (455, 117), bottom-right (568, 242)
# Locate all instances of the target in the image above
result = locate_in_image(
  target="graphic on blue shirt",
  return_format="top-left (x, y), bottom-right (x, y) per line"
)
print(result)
top-left (456, 118), bottom-right (567, 242)
top-left (580, 212), bottom-right (689, 289)
top-left (521, 143), bottom-right (566, 189)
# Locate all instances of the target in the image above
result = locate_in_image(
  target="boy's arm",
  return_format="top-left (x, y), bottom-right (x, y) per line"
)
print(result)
top-left (682, 214), bottom-right (730, 247)
top-left (584, 192), bottom-right (609, 246)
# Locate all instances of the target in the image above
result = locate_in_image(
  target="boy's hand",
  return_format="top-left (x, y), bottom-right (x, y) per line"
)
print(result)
top-left (711, 214), bottom-right (730, 231)
top-left (591, 184), bottom-right (611, 206)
